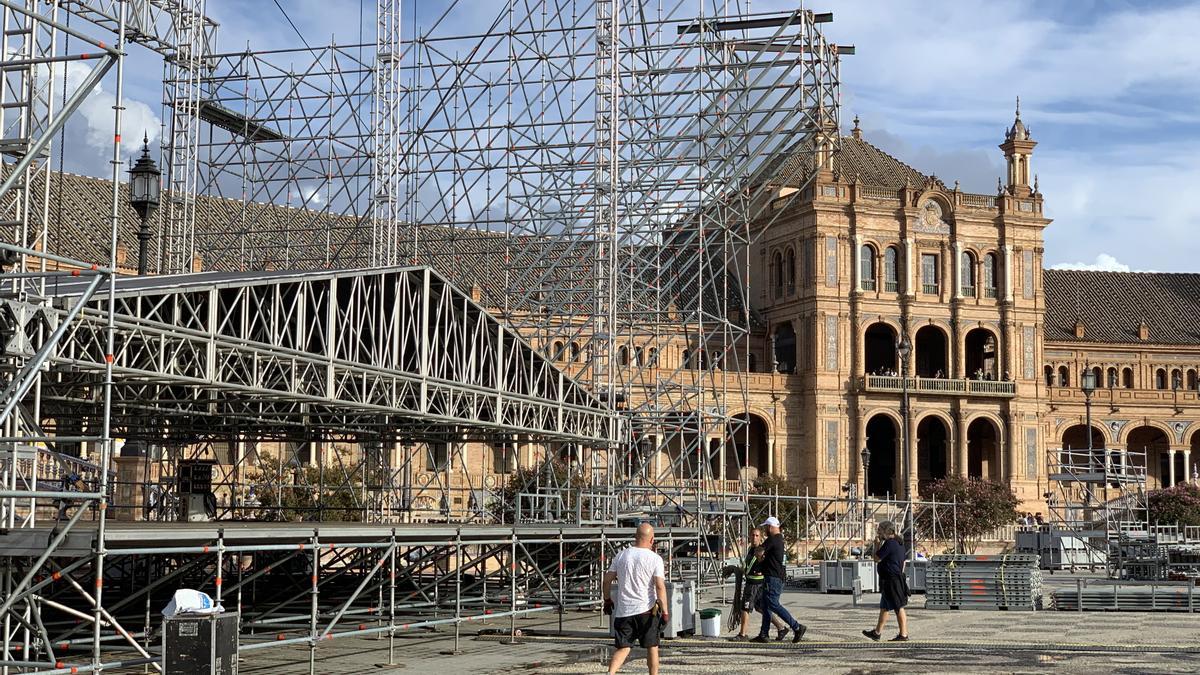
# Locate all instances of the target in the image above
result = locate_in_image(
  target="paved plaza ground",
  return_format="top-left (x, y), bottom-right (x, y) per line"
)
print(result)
top-left (236, 576), bottom-right (1200, 674)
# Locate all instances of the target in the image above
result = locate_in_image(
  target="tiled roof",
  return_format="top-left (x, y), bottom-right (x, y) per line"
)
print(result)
top-left (757, 135), bottom-right (929, 190)
top-left (3, 164), bottom-right (758, 328)
top-left (1043, 269), bottom-right (1200, 345)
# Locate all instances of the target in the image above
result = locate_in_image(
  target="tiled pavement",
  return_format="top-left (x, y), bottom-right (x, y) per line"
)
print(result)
top-left (235, 578), bottom-right (1200, 674)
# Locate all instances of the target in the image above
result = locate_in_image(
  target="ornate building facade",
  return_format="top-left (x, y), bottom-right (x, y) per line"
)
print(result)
top-left (12, 104), bottom-right (1200, 516)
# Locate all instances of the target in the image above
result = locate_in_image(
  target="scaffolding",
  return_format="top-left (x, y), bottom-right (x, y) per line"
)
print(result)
top-left (1047, 446), bottom-right (1151, 578)
top-left (0, 0), bottom-right (850, 670)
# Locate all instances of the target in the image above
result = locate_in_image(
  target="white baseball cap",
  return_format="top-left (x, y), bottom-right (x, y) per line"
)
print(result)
top-left (761, 516), bottom-right (780, 528)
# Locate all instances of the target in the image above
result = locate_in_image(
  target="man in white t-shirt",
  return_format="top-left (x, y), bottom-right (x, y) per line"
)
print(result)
top-left (602, 523), bottom-right (668, 675)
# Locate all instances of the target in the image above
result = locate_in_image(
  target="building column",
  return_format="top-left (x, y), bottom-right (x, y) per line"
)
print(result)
top-left (1006, 412), bottom-right (1019, 484)
top-left (767, 437), bottom-right (775, 476)
top-left (1185, 449), bottom-right (1193, 482)
top-left (1168, 449), bottom-right (1176, 487)
top-left (955, 412), bottom-right (968, 477)
top-left (906, 413), bottom-right (918, 497)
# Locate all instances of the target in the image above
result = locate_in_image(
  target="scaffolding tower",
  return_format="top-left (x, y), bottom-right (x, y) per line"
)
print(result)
top-left (1047, 446), bottom-right (1152, 578)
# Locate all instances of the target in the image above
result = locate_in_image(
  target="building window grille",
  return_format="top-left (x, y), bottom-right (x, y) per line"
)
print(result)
top-left (960, 251), bottom-right (976, 297)
top-left (860, 244), bottom-right (877, 291)
top-left (883, 246), bottom-right (899, 292)
top-left (983, 252), bottom-right (998, 298)
top-left (921, 253), bottom-right (939, 294)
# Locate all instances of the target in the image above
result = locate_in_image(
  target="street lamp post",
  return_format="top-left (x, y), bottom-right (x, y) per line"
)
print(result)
top-left (896, 334), bottom-right (914, 563)
top-left (1081, 364), bottom-right (1097, 476)
top-left (128, 134), bottom-right (161, 276)
top-left (896, 336), bottom-right (912, 497)
top-left (860, 445), bottom-right (871, 500)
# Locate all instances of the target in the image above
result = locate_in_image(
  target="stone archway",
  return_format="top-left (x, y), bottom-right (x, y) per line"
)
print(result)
top-left (964, 327), bottom-right (998, 380)
top-left (915, 325), bottom-right (948, 378)
top-left (865, 414), bottom-right (899, 497)
top-left (917, 415), bottom-right (950, 487)
top-left (967, 417), bottom-right (1002, 481)
top-left (864, 322), bottom-right (897, 374)
top-left (773, 323), bottom-right (796, 374)
top-left (1127, 425), bottom-right (1172, 489)
top-left (726, 413), bottom-right (771, 481)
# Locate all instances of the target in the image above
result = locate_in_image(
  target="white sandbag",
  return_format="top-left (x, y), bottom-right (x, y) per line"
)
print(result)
top-left (161, 589), bottom-right (223, 617)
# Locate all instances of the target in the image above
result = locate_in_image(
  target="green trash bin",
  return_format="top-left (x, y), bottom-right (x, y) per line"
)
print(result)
top-left (699, 608), bottom-right (722, 637)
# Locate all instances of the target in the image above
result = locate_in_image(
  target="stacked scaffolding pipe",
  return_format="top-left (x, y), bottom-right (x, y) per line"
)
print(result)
top-left (925, 554), bottom-right (1043, 611)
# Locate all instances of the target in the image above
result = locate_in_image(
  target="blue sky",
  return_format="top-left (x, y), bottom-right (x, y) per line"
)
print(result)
top-left (69, 0), bottom-right (1200, 272)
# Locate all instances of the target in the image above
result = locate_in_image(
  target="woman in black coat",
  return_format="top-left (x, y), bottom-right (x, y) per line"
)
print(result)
top-left (862, 520), bottom-right (909, 641)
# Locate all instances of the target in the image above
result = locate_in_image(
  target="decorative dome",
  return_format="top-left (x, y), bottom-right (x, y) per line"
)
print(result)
top-left (1006, 96), bottom-right (1031, 142)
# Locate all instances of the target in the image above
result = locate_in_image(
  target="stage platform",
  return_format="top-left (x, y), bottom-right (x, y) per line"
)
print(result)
top-left (0, 521), bottom-right (700, 557)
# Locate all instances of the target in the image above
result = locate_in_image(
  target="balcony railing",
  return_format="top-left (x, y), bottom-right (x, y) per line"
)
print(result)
top-left (922, 283), bottom-right (939, 294)
top-left (859, 374), bottom-right (1016, 397)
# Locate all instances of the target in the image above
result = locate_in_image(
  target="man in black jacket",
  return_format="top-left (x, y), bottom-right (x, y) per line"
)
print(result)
top-left (752, 516), bottom-right (806, 643)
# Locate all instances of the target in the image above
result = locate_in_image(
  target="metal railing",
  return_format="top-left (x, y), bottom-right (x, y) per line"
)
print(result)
top-left (860, 375), bottom-right (1016, 397)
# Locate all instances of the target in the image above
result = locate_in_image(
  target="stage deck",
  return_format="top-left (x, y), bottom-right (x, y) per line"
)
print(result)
top-left (0, 521), bottom-right (700, 557)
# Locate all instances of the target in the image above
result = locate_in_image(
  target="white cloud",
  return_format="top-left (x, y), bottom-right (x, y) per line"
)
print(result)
top-left (1050, 254), bottom-right (1132, 273)
top-left (301, 185), bottom-right (324, 205)
top-left (47, 60), bottom-right (160, 158)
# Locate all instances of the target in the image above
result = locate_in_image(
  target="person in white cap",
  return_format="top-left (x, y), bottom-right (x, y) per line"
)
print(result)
top-left (752, 516), bottom-right (805, 643)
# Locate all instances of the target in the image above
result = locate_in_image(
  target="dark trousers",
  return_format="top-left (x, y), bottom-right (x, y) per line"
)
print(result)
top-left (758, 576), bottom-right (799, 637)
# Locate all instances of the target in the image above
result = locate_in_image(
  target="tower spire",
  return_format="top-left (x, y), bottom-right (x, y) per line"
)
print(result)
top-left (1000, 96), bottom-right (1036, 196)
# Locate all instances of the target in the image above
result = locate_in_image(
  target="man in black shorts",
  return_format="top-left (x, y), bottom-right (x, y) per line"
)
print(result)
top-left (602, 523), bottom-right (668, 675)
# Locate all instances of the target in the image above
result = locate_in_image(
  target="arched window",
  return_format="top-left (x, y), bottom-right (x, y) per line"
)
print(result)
top-left (772, 251), bottom-right (784, 297)
top-left (1122, 367), bottom-right (1134, 389)
top-left (1044, 365), bottom-right (1054, 387)
top-left (1058, 365), bottom-right (1070, 387)
top-left (1189, 369), bottom-right (1198, 390)
top-left (1106, 367), bottom-right (1118, 389)
top-left (647, 347), bottom-right (658, 367)
top-left (982, 252), bottom-right (998, 298)
top-left (860, 244), bottom-right (877, 291)
top-left (569, 342), bottom-right (580, 362)
top-left (960, 251), bottom-right (976, 297)
top-left (1155, 368), bottom-right (1167, 390)
top-left (552, 341), bottom-right (564, 360)
top-left (618, 345), bottom-right (629, 366)
top-left (883, 246), bottom-right (900, 292)
top-left (634, 346), bottom-right (644, 367)
top-left (785, 247), bottom-right (796, 294)
top-left (749, 353), bottom-right (758, 372)
top-left (681, 348), bottom-right (691, 369)
top-left (1171, 368), bottom-right (1183, 390)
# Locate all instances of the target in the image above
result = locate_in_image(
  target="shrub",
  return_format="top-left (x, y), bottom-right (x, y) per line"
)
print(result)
top-left (920, 476), bottom-right (1019, 553)
top-left (1148, 483), bottom-right (1200, 528)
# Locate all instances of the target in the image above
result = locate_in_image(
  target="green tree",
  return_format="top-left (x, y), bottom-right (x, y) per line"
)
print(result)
top-left (251, 455), bottom-right (364, 522)
top-left (492, 458), bottom-right (586, 523)
top-left (1148, 483), bottom-right (1200, 528)
top-left (920, 476), bottom-right (1019, 553)
top-left (749, 475), bottom-right (808, 548)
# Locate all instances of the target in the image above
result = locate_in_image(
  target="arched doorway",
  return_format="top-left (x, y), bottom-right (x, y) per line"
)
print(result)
top-left (917, 416), bottom-right (950, 487)
top-left (1127, 425), bottom-right (1172, 489)
top-left (964, 327), bottom-right (998, 380)
top-left (773, 323), bottom-right (795, 374)
top-left (865, 415), bottom-right (898, 496)
top-left (967, 418), bottom-right (1001, 481)
top-left (1061, 423), bottom-right (1108, 473)
top-left (726, 414), bottom-right (770, 481)
top-left (915, 325), bottom-right (948, 377)
top-left (864, 323), bottom-right (898, 374)
top-left (1061, 424), bottom-right (1106, 451)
